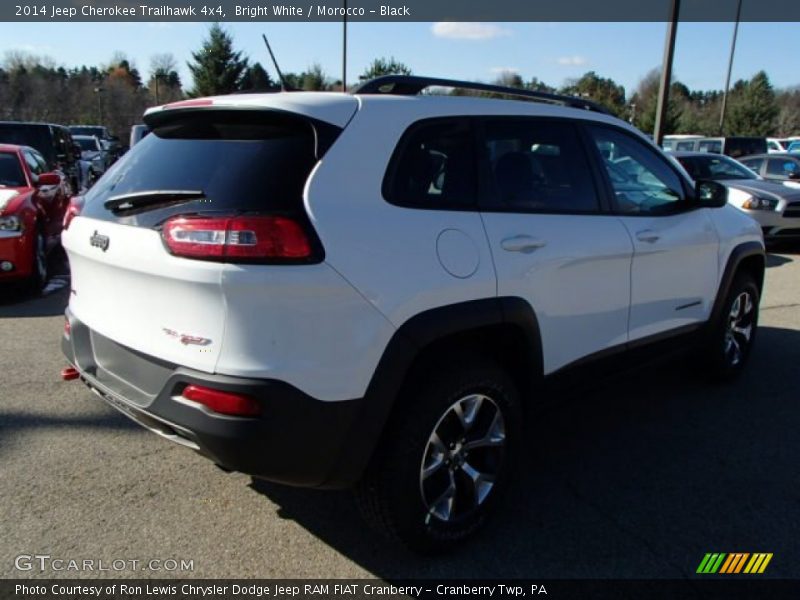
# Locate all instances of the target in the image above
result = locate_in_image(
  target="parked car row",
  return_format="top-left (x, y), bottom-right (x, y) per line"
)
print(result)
top-left (0, 120), bottom-right (127, 291)
top-left (662, 135), bottom-right (768, 158)
top-left (671, 152), bottom-right (800, 242)
top-left (0, 143), bottom-right (70, 290)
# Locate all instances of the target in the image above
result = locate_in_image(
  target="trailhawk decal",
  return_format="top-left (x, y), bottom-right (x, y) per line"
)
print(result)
top-left (162, 328), bottom-right (212, 347)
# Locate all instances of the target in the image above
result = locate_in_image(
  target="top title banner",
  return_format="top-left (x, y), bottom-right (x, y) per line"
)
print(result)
top-left (6, 0), bottom-right (800, 22)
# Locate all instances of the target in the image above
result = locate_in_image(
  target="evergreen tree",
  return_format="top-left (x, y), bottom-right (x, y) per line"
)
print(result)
top-left (300, 64), bottom-right (328, 91)
top-left (359, 57), bottom-right (412, 81)
top-left (241, 62), bottom-right (274, 91)
top-left (631, 68), bottom-right (682, 135)
top-left (187, 23), bottom-right (248, 97)
top-left (724, 71), bottom-right (779, 136)
top-left (561, 71), bottom-right (627, 118)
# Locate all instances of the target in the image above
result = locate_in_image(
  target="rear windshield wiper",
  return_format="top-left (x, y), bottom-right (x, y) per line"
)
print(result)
top-left (104, 190), bottom-right (205, 215)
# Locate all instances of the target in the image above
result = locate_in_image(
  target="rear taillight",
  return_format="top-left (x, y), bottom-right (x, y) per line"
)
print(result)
top-left (162, 215), bottom-right (313, 262)
top-left (181, 385), bottom-right (261, 417)
top-left (63, 196), bottom-right (84, 230)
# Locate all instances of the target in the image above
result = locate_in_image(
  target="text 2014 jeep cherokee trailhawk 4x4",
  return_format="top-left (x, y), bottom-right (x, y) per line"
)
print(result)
top-left (61, 76), bottom-right (764, 551)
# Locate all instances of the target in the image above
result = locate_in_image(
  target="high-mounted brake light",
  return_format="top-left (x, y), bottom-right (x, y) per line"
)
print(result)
top-left (181, 385), bottom-right (261, 417)
top-left (162, 215), bottom-right (313, 262)
top-left (63, 196), bottom-right (84, 230)
top-left (164, 98), bottom-right (214, 109)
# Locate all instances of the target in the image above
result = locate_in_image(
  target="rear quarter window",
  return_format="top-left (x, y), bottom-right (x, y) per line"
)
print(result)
top-left (383, 118), bottom-right (476, 210)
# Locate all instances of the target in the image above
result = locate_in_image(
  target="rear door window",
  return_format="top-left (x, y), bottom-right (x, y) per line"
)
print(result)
top-left (81, 110), bottom-right (337, 228)
top-left (478, 118), bottom-right (600, 213)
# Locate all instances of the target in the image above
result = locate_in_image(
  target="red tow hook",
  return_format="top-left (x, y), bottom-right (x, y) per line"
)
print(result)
top-left (61, 367), bottom-right (80, 381)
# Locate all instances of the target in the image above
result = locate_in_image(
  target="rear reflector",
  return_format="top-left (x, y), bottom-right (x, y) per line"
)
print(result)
top-left (181, 385), bottom-right (261, 417)
top-left (162, 215), bottom-right (312, 262)
top-left (61, 367), bottom-right (80, 381)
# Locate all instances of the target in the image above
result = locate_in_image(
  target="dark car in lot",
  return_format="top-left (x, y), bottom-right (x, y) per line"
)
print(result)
top-left (0, 144), bottom-right (70, 290)
top-left (0, 122), bottom-right (80, 194)
top-left (739, 153), bottom-right (800, 186)
top-left (673, 151), bottom-right (800, 242)
top-left (69, 125), bottom-right (125, 162)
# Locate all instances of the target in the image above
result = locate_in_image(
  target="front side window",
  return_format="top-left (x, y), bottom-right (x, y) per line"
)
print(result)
top-left (588, 125), bottom-right (685, 215)
top-left (479, 119), bottom-right (599, 212)
top-left (384, 119), bottom-right (475, 209)
top-left (32, 151), bottom-right (49, 173)
top-left (23, 150), bottom-right (43, 175)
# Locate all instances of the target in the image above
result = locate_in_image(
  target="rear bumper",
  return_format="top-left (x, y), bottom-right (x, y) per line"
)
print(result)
top-left (0, 230), bottom-right (34, 280)
top-left (62, 310), bottom-right (370, 489)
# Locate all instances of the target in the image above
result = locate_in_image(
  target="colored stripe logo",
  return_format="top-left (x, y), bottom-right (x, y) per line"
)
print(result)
top-left (696, 553), bottom-right (773, 574)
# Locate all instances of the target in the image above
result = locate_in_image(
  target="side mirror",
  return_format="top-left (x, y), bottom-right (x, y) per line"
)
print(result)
top-left (787, 172), bottom-right (800, 181)
top-left (72, 143), bottom-right (82, 159)
top-left (695, 179), bottom-right (728, 208)
top-left (37, 172), bottom-right (61, 187)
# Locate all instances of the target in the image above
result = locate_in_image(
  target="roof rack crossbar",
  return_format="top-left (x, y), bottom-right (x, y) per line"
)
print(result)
top-left (352, 75), bottom-right (612, 115)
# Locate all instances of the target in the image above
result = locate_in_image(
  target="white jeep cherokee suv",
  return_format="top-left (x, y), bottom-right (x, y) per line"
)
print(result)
top-left (61, 76), bottom-right (764, 551)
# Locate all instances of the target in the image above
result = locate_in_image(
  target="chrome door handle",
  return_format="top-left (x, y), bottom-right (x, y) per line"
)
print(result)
top-left (636, 230), bottom-right (660, 243)
top-left (501, 235), bottom-right (547, 253)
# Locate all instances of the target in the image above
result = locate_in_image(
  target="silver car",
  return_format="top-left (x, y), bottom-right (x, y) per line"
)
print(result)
top-left (673, 151), bottom-right (800, 242)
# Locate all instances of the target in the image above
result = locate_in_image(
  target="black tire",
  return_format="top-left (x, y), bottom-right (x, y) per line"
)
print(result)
top-left (27, 230), bottom-right (48, 295)
top-left (704, 272), bottom-right (760, 380)
top-left (355, 360), bottom-right (521, 553)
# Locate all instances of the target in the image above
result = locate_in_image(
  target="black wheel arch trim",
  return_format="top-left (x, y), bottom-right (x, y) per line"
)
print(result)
top-left (708, 241), bottom-right (765, 329)
top-left (323, 296), bottom-right (543, 488)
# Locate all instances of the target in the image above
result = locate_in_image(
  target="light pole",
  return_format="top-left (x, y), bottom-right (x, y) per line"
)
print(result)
top-left (653, 0), bottom-right (680, 145)
top-left (93, 86), bottom-right (104, 124)
top-left (342, 0), bottom-right (347, 91)
top-left (719, 0), bottom-right (743, 134)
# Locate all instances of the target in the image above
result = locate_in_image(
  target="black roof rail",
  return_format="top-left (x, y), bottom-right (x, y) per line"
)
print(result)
top-left (352, 75), bottom-right (612, 116)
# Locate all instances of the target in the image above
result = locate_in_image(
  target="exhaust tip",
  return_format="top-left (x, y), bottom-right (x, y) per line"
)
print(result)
top-left (61, 367), bottom-right (80, 381)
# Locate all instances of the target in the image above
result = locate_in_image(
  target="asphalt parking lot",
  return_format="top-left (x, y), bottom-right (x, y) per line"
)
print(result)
top-left (1, 248), bottom-right (799, 580)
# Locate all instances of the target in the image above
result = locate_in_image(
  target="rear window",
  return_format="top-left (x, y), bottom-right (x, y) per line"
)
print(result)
top-left (70, 126), bottom-right (106, 138)
top-left (81, 110), bottom-right (336, 228)
top-left (724, 138), bottom-right (767, 158)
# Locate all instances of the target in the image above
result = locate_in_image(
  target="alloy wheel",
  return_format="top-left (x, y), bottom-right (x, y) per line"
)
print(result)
top-left (420, 393), bottom-right (506, 523)
top-left (724, 291), bottom-right (754, 366)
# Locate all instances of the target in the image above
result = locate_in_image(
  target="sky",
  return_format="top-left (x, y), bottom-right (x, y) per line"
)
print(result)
top-left (4, 21), bottom-right (799, 96)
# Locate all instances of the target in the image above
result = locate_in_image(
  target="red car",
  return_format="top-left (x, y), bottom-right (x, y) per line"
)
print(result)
top-left (0, 144), bottom-right (70, 290)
